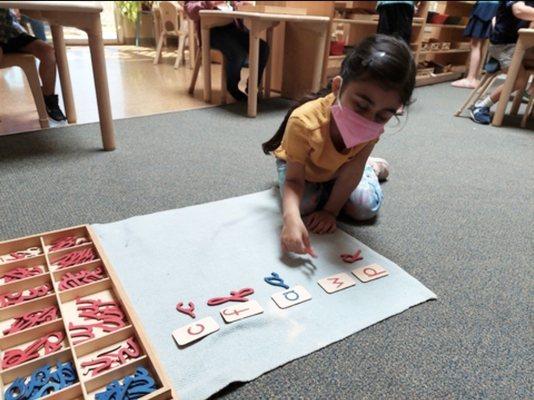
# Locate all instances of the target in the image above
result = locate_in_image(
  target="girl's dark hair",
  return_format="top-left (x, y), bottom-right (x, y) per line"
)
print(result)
top-left (262, 34), bottom-right (416, 154)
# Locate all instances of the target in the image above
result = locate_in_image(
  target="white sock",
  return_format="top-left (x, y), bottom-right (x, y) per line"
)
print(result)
top-left (476, 96), bottom-right (494, 109)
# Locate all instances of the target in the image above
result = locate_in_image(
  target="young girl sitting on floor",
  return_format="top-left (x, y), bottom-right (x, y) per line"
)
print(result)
top-left (262, 34), bottom-right (416, 256)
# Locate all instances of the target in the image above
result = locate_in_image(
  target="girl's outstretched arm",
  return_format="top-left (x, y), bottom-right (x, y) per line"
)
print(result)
top-left (281, 161), bottom-right (316, 257)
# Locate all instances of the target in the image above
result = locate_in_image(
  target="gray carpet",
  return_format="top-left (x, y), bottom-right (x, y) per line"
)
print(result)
top-left (1, 83), bottom-right (533, 400)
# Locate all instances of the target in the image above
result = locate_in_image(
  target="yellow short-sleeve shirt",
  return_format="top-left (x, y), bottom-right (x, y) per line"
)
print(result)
top-left (273, 93), bottom-right (376, 183)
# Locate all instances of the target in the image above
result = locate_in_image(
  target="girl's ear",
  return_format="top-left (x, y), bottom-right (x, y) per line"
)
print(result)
top-left (332, 75), bottom-right (342, 96)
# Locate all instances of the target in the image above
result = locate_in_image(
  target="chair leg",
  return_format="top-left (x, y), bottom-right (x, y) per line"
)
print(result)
top-left (520, 96), bottom-right (534, 128)
top-left (481, 74), bottom-right (499, 96)
top-left (455, 73), bottom-right (491, 116)
top-left (220, 57), bottom-right (227, 105)
top-left (154, 32), bottom-right (165, 65)
top-left (175, 33), bottom-right (186, 69)
top-left (510, 79), bottom-right (528, 115)
top-left (186, 35), bottom-right (193, 69)
top-left (188, 50), bottom-right (201, 95)
top-left (20, 58), bottom-right (49, 128)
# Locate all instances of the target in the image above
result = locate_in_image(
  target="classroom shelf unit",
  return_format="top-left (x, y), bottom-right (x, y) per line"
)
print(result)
top-left (0, 226), bottom-right (174, 400)
top-left (328, 1), bottom-right (479, 87)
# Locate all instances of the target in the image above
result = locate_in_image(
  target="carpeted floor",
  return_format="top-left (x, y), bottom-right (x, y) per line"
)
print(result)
top-left (0, 83), bottom-right (532, 399)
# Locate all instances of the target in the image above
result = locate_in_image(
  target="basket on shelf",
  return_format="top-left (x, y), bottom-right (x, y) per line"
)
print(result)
top-left (444, 15), bottom-right (462, 25)
top-left (430, 13), bottom-right (449, 24)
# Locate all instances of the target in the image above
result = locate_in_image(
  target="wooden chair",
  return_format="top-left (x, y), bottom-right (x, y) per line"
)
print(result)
top-left (521, 92), bottom-right (534, 127)
top-left (0, 53), bottom-right (49, 128)
top-left (188, 22), bottom-right (228, 105)
top-left (153, 1), bottom-right (190, 69)
top-left (455, 58), bottom-right (501, 117)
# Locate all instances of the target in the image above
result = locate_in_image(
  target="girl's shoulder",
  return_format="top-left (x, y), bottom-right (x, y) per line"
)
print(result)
top-left (289, 93), bottom-right (335, 131)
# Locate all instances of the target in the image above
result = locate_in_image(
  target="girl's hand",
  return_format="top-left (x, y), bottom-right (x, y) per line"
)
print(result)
top-left (281, 217), bottom-right (317, 257)
top-left (304, 210), bottom-right (337, 234)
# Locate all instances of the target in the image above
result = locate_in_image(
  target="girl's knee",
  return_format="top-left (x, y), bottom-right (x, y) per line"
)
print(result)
top-left (36, 42), bottom-right (55, 63)
top-left (344, 186), bottom-right (382, 221)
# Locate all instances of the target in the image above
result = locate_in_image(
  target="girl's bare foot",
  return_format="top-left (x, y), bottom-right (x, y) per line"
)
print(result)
top-left (451, 78), bottom-right (480, 89)
top-left (368, 157), bottom-right (390, 182)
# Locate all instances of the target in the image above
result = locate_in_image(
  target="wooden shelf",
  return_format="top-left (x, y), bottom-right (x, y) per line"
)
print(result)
top-left (333, 17), bottom-right (424, 27)
top-left (426, 23), bottom-right (467, 29)
top-left (327, 1), bottom-right (476, 88)
top-left (415, 71), bottom-right (462, 87)
top-left (333, 18), bottom-right (377, 26)
top-left (419, 49), bottom-right (470, 55)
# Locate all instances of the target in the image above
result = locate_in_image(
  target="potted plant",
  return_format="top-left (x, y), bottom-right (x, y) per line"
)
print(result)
top-left (115, 1), bottom-right (154, 45)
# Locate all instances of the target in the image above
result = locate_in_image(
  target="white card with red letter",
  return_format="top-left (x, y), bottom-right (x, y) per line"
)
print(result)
top-left (317, 272), bottom-right (356, 293)
top-left (172, 316), bottom-right (220, 346)
top-left (352, 264), bottom-right (389, 283)
top-left (271, 285), bottom-right (312, 309)
top-left (220, 299), bottom-right (263, 323)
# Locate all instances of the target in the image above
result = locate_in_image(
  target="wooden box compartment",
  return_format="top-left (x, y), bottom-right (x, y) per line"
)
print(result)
top-left (0, 294), bottom-right (60, 339)
top-left (1, 350), bottom-right (82, 400)
top-left (0, 226), bottom-right (173, 399)
top-left (0, 236), bottom-right (43, 266)
top-left (85, 358), bottom-right (170, 400)
top-left (75, 326), bottom-right (144, 381)
top-left (61, 287), bottom-right (128, 345)
top-left (42, 227), bottom-right (91, 254)
top-left (0, 321), bottom-right (68, 372)
top-left (0, 273), bottom-right (53, 309)
top-left (53, 261), bottom-right (108, 293)
top-left (0, 256), bottom-right (48, 285)
top-left (48, 244), bottom-right (100, 272)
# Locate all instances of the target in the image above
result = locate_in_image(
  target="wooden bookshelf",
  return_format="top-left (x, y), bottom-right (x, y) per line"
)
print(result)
top-left (325, 1), bottom-right (479, 87)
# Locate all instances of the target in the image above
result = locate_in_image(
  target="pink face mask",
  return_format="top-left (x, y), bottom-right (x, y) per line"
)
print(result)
top-left (331, 80), bottom-right (385, 148)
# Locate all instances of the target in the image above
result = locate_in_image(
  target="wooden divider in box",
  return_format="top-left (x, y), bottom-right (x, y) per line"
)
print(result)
top-left (42, 226), bottom-right (91, 254)
top-left (52, 260), bottom-right (108, 292)
top-left (0, 255), bottom-right (48, 285)
top-left (0, 322), bottom-right (68, 371)
top-left (48, 243), bottom-right (100, 272)
top-left (75, 325), bottom-right (143, 380)
top-left (0, 349), bottom-right (82, 400)
top-left (0, 235), bottom-right (43, 265)
top-left (0, 273), bottom-right (53, 309)
top-left (0, 293), bottom-right (60, 338)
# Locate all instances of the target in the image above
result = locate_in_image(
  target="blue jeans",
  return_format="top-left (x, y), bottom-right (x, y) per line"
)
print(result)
top-left (21, 16), bottom-right (47, 42)
top-left (276, 159), bottom-right (384, 221)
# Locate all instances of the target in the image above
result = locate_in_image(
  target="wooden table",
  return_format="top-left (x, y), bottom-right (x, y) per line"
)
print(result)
top-left (199, 10), bottom-right (329, 117)
top-left (492, 28), bottom-right (534, 127)
top-left (0, 1), bottom-right (115, 150)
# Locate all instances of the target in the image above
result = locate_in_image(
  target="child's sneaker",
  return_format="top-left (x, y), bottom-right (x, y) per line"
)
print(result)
top-left (469, 105), bottom-right (491, 125)
top-left (368, 157), bottom-right (390, 182)
top-left (44, 94), bottom-right (67, 121)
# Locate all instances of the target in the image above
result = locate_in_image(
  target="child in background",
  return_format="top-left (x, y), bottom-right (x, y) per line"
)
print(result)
top-left (452, 0), bottom-right (500, 89)
top-left (471, 1), bottom-right (534, 124)
top-left (184, 1), bottom-right (269, 102)
top-left (0, 8), bottom-right (65, 121)
top-left (262, 35), bottom-right (416, 256)
top-left (376, 1), bottom-right (416, 45)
